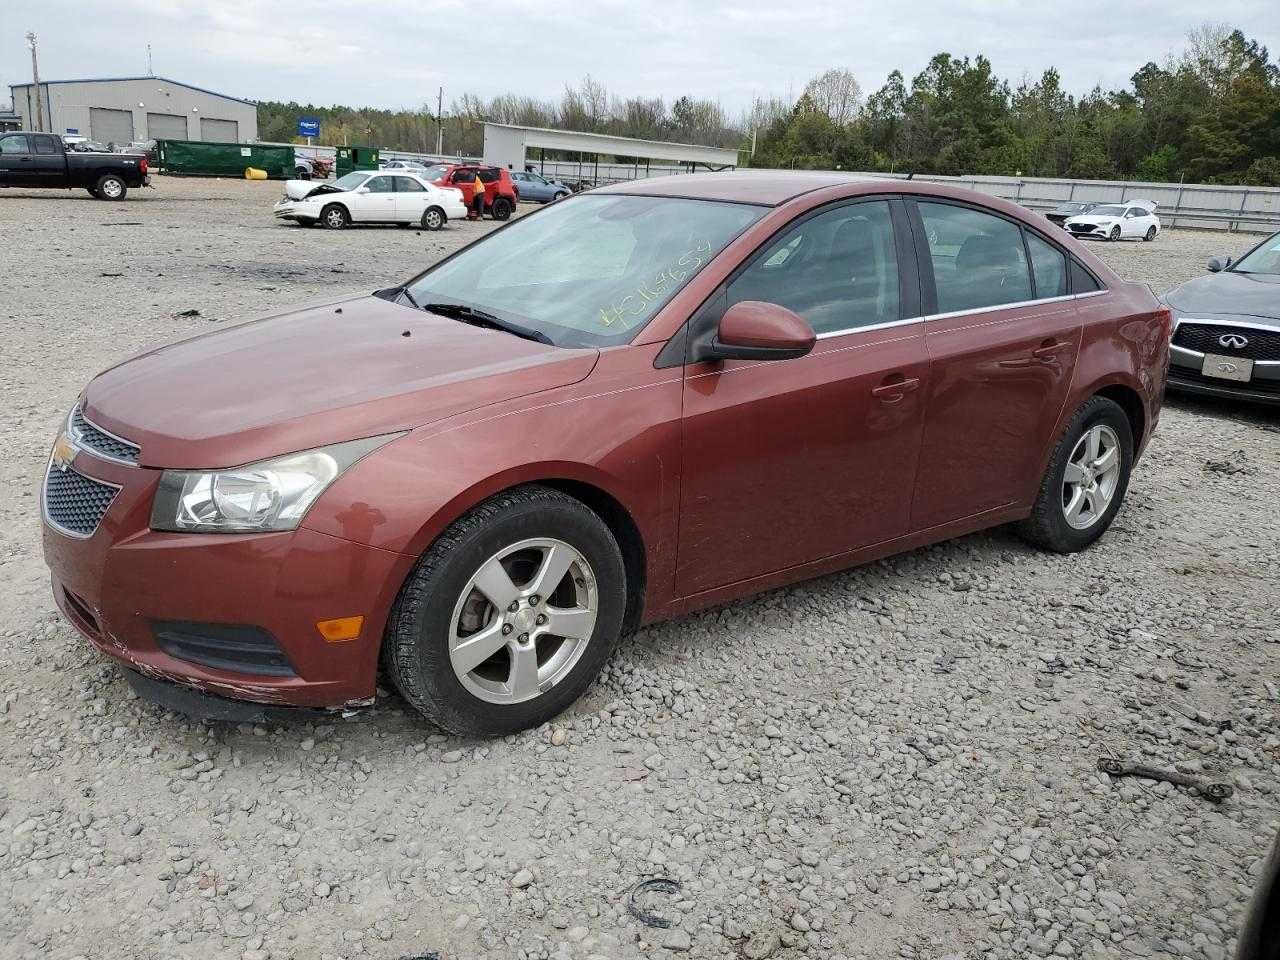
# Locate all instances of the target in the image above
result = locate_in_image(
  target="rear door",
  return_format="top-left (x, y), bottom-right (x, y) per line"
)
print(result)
top-left (0, 133), bottom-right (35, 186)
top-left (908, 200), bottom-right (1082, 530)
top-left (31, 134), bottom-right (66, 186)
top-left (392, 175), bottom-right (430, 220)
top-left (676, 197), bottom-right (929, 595)
top-left (353, 174), bottom-right (397, 221)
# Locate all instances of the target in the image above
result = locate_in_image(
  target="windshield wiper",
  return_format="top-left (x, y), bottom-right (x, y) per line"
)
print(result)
top-left (421, 302), bottom-right (554, 345)
top-left (399, 285), bottom-right (422, 310)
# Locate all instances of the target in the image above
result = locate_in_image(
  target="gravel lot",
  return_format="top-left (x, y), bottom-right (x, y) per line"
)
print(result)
top-left (2, 177), bottom-right (1278, 960)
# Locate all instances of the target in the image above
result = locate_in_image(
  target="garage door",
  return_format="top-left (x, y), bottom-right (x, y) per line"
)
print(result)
top-left (89, 108), bottom-right (134, 145)
top-left (147, 112), bottom-right (188, 140)
top-left (200, 118), bottom-right (239, 143)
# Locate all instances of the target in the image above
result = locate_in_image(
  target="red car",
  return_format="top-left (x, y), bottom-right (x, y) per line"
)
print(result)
top-left (422, 163), bottom-right (519, 220)
top-left (42, 173), bottom-right (1169, 735)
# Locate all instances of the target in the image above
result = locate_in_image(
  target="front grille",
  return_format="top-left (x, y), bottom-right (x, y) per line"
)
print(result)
top-left (1169, 367), bottom-right (1280, 394)
top-left (1173, 323), bottom-right (1280, 362)
top-left (44, 467), bottom-right (118, 536)
top-left (153, 621), bottom-right (297, 677)
top-left (1068, 223), bottom-right (1098, 233)
top-left (70, 406), bottom-right (140, 464)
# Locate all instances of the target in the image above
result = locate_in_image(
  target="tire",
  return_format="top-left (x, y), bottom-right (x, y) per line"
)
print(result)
top-left (420, 206), bottom-right (445, 231)
top-left (491, 197), bottom-right (514, 221)
top-left (1144, 226), bottom-right (1157, 242)
top-left (383, 485), bottom-right (627, 736)
top-left (295, 167), bottom-right (311, 180)
top-left (319, 203), bottom-right (350, 230)
top-left (552, 191), bottom-right (568, 202)
top-left (1108, 225), bottom-right (1121, 241)
top-left (95, 174), bottom-right (127, 201)
top-left (1016, 396), bottom-right (1134, 554)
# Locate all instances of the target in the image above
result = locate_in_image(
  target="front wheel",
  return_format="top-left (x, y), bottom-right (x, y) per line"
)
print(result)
top-left (383, 485), bottom-right (626, 736)
top-left (319, 203), bottom-right (349, 229)
top-left (552, 191), bottom-right (568, 202)
top-left (95, 174), bottom-right (127, 201)
top-left (1016, 396), bottom-right (1133, 553)
top-left (1109, 225), bottom-right (1121, 241)
top-left (491, 197), bottom-right (514, 221)
top-left (420, 206), bottom-right (445, 231)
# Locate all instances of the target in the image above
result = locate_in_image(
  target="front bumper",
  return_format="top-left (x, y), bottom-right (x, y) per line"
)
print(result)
top-left (1168, 336), bottom-right (1280, 406)
top-left (42, 448), bottom-right (413, 709)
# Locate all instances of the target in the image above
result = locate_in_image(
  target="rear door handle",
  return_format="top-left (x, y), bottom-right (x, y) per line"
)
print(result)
top-left (871, 376), bottom-right (921, 403)
top-left (1031, 341), bottom-right (1072, 361)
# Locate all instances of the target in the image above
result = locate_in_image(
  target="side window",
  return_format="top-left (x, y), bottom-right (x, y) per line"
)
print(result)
top-left (1070, 260), bottom-right (1102, 293)
top-left (919, 202), bottom-right (1032, 312)
top-left (34, 135), bottom-right (59, 155)
top-left (394, 176), bottom-right (425, 192)
top-left (1024, 231), bottom-right (1068, 298)
top-left (364, 176), bottom-right (394, 193)
top-left (727, 200), bottom-right (900, 336)
top-left (0, 134), bottom-right (29, 154)
top-left (477, 168), bottom-right (498, 184)
top-left (512, 172), bottom-right (527, 182)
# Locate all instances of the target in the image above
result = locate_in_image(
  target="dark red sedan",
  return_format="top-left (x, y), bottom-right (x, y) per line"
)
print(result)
top-left (42, 172), bottom-right (1170, 735)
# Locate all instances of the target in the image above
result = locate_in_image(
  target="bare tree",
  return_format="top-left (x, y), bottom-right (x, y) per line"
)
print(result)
top-left (802, 68), bottom-right (863, 125)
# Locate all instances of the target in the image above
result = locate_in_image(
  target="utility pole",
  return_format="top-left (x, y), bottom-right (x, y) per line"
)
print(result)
top-left (27, 32), bottom-right (43, 132)
top-left (147, 43), bottom-right (153, 75)
top-left (436, 87), bottom-right (444, 156)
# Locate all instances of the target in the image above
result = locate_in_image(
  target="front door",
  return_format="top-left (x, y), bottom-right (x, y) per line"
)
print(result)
top-left (676, 198), bottom-right (928, 597)
top-left (353, 174), bottom-right (397, 222)
top-left (909, 200), bottom-right (1083, 530)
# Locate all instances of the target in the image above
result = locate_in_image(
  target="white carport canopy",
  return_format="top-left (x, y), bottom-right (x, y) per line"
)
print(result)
top-left (483, 122), bottom-right (739, 170)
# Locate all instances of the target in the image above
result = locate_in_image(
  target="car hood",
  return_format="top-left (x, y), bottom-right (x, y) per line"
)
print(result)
top-left (1163, 271), bottom-right (1280, 322)
top-left (1064, 214), bottom-right (1118, 226)
top-left (282, 179), bottom-right (345, 201)
top-left (83, 295), bottom-right (598, 470)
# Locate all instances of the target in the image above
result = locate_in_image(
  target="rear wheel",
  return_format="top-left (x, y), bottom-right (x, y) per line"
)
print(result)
top-left (1144, 226), bottom-right (1157, 242)
top-left (1016, 396), bottom-right (1133, 553)
top-left (421, 206), bottom-right (445, 231)
top-left (319, 203), bottom-right (349, 229)
top-left (491, 197), bottom-right (514, 221)
top-left (383, 485), bottom-right (626, 736)
top-left (95, 174), bottom-right (126, 201)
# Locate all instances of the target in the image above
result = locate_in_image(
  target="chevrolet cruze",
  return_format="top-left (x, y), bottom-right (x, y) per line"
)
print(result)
top-left (42, 172), bottom-right (1170, 735)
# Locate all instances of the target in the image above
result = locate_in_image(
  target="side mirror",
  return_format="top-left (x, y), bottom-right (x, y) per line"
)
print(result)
top-left (1208, 255), bottom-right (1232, 272)
top-left (356, 186), bottom-right (370, 194)
top-left (694, 301), bottom-right (816, 363)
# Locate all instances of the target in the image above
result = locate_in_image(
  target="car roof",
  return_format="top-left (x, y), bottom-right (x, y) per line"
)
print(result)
top-left (596, 170), bottom-right (878, 206)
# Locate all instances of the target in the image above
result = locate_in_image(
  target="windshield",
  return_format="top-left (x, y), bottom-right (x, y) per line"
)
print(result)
top-left (1089, 206), bottom-right (1126, 218)
top-left (406, 194), bottom-right (765, 348)
top-left (422, 164), bottom-right (449, 181)
top-left (333, 172), bottom-right (370, 191)
top-left (1231, 233), bottom-right (1280, 275)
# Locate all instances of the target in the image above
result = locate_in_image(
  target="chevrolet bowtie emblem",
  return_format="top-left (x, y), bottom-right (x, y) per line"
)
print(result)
top-left (50, 433), bottom-right (78, 472)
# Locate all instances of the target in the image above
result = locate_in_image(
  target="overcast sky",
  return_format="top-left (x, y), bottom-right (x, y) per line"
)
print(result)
top-left (4, 1), bottom-right (1278, 118)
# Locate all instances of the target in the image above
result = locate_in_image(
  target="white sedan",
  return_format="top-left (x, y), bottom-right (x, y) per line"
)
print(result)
top-left (1064, 199), bottom-right (1160, 242)
top-left (273, 170), bottom-right (467, 230)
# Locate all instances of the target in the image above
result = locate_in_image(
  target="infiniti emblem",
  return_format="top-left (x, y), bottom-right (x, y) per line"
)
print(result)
top-left (1218, 333), bottom-right (1249, 349)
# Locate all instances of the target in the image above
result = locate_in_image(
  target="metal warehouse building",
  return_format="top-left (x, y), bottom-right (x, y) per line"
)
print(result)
top-left (9, 76), bottom-right (257, 144)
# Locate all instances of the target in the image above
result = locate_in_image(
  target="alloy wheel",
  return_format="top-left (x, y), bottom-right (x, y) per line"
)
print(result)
top-left (424, 209), bottom-right (443, 229)
top-left (448, 538), bottom-right (598, 704)
top-left (1061, 424), bottom-right (1121, 530)
top-left (101, 179), bottom-right (123, 199)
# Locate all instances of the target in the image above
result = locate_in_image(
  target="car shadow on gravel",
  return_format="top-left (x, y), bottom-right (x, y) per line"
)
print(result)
top-left (1165, 392), bottom-right (1279, 431)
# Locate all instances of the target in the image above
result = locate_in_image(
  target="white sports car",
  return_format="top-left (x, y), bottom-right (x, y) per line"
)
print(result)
top-left (1064, 199), bottom-right (1160, 242)
top-left (273, 170), bottom-right (467, 230)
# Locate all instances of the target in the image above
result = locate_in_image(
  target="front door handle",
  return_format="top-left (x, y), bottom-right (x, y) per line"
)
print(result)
top-left (871, 375), bottom-right (921, 403)
top-left (1031, 340), bottom-right (1072, 361)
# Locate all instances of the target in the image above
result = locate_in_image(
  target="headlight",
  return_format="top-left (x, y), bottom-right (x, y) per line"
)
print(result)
top-left (150, 434), bottom-right (399, 533)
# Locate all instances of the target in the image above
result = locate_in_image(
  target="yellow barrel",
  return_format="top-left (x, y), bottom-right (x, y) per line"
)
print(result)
top-left (244, 167), bottom-right (268, 180)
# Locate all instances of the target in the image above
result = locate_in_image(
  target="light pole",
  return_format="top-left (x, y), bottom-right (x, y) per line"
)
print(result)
top-left (436, 87), bottom-right (444, 156)
top-left (27, 32), bottom-right (43, 132)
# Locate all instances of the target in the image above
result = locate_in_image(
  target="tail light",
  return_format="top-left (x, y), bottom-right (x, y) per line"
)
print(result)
top-left (139, 156), bottom-right (148, 175)
top-left (1155, 306), bottom-right (1173, 339)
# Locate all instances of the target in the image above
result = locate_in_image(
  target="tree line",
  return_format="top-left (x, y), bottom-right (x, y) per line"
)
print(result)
top-left (257, 23), bottom-right (1280, 186)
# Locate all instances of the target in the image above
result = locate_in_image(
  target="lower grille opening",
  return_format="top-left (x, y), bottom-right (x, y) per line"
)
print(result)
top-left (152, 621), bottom-right (297, 677)
top-left (1170, 368), bottom-right (1280, 394)
top-left (62, 589), bottom-right (102, 639)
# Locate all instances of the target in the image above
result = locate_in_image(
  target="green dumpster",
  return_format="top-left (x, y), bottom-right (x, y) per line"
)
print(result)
top-left (335, 146), bottom-right (380, 178)
top-left (156, 140), bottom-right (296, 179)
